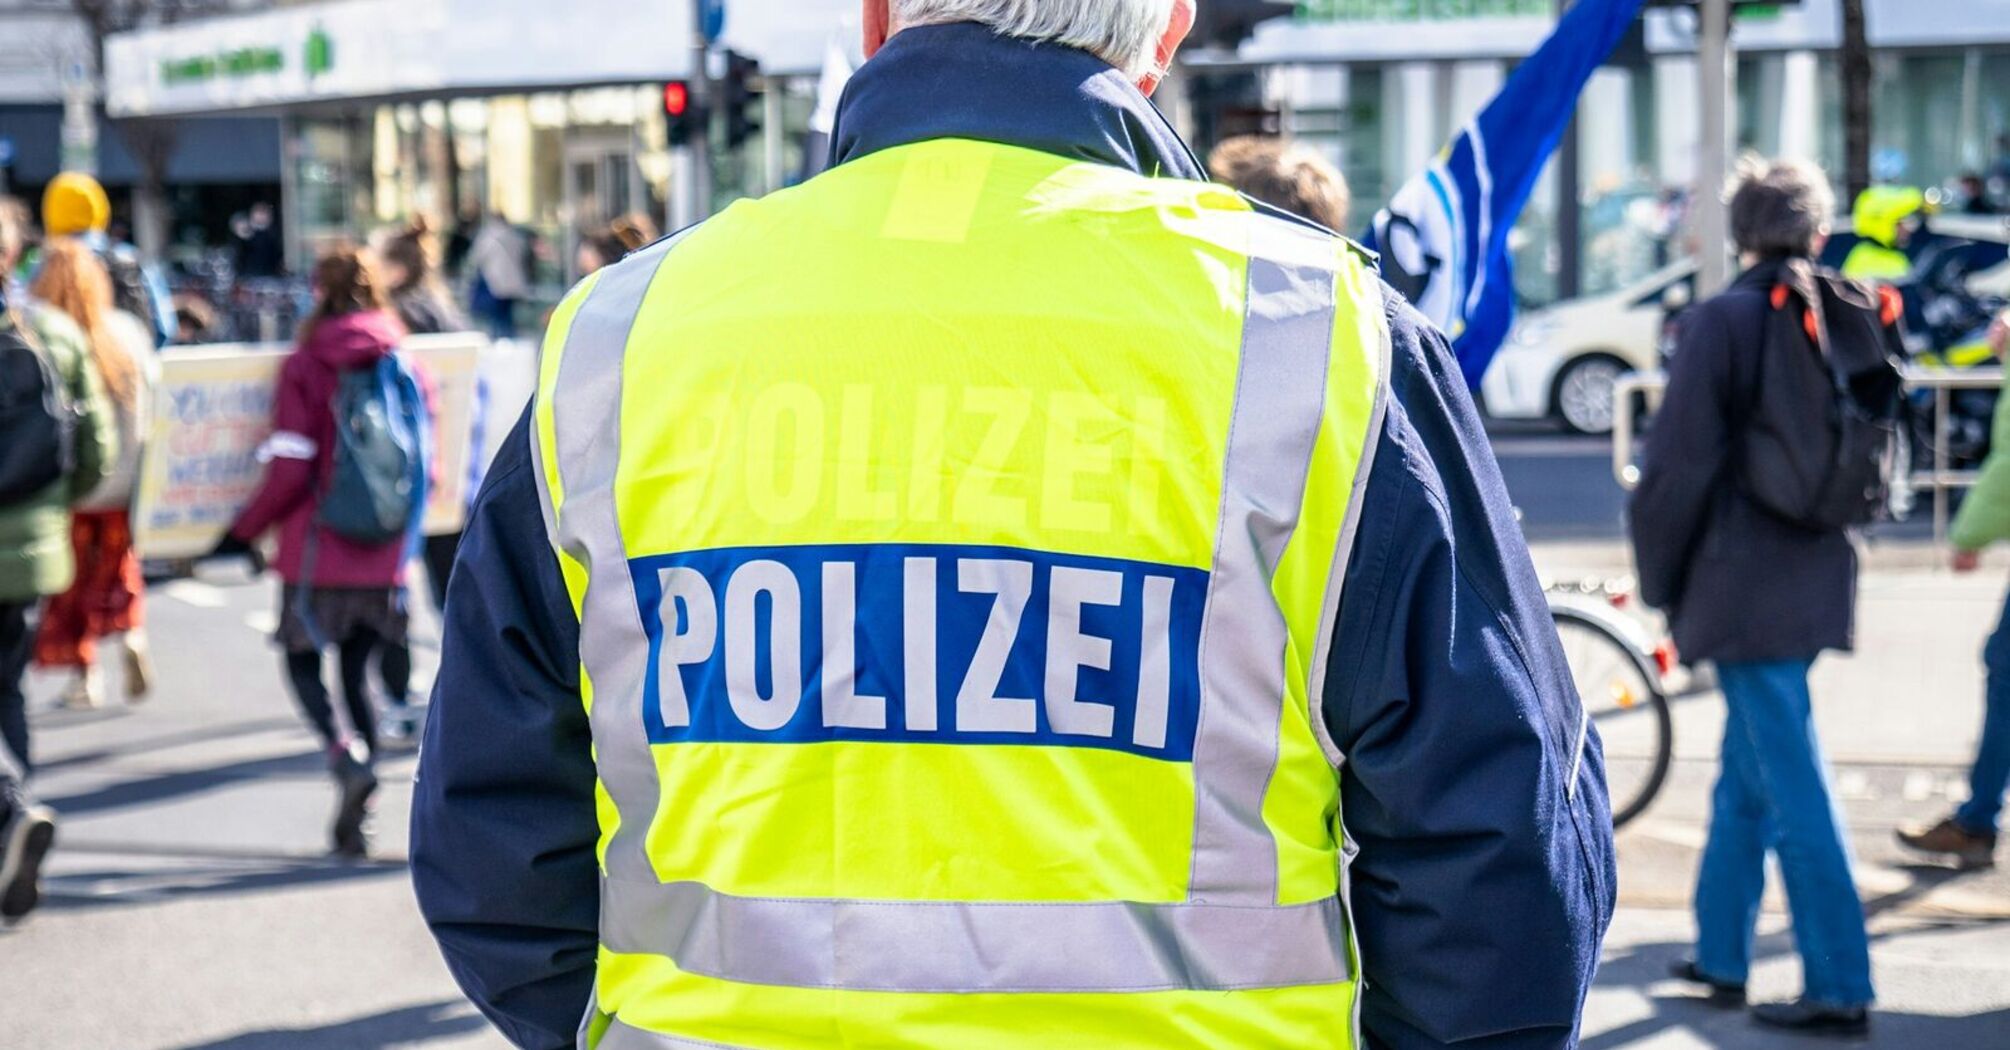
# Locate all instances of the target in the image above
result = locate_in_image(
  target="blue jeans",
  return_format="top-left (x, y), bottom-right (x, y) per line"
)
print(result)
top-left (1695, 659), bottom-right (1874, 1008)
top-left (1956, 590), bottom-right (2010, 835)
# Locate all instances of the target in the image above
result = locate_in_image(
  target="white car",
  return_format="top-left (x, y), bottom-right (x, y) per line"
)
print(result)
top-left (1482, 261), bottom-right (1696, 435)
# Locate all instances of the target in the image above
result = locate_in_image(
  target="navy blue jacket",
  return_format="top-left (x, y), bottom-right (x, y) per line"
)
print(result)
top-left (412, 24), bottom-right (1614, 1050)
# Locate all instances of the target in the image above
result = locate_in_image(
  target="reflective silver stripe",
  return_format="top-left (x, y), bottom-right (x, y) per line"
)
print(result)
top-left (549, 236), bottom-right (683, 883)
top-left (1187, 251), bottom-right (1339, 902)
top-left (599, 1017), bottom-right (751, 1050)
top-left (600, 877), bottom-right (1350, 993)
top-left (1309, 277), bottom-right (1391, 769)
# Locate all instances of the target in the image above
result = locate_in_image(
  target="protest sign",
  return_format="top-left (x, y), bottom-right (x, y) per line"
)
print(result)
top-left (133, 334), bottom-right (486, 560)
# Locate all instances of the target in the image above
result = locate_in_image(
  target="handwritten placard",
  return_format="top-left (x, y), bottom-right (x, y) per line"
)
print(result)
top-left (134, 334), bottom-right (486, 559)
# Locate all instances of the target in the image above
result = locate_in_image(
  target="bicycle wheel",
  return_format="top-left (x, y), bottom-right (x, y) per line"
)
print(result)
top-left (1552, 606), bottom-right (1673, 829)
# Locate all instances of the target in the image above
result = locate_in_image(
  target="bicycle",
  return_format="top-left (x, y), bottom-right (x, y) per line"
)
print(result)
top-left (1547, 577), bottom-right (1674, 829)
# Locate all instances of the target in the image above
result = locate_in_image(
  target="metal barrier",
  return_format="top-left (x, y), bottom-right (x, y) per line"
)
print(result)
top-left (1611, 366), bottom-right (2005, 551)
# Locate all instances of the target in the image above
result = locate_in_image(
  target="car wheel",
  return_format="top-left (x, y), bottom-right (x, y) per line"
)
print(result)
top-left (1554, 356), bottom-right (1627, 436)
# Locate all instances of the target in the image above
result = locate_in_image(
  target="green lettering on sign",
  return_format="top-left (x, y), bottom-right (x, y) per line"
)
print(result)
top-left (305, 27), bottom-right (334, 78)
top-left (160, 46), bottom-right (284, 86)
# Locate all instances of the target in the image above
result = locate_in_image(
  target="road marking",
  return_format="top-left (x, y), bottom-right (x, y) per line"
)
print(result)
top-left (245, 611), bottom-right (278, 635)
top-left (159, 580), bottom-right (228, 609)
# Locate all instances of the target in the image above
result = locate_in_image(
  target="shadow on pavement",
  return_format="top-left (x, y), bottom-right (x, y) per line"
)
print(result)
top-left (1592, 931), bottom-right (2010, 1048)
top-left (40, 749), bottom-right (401, 817)
top-left (168, 1000), bottom-right (487, 1049)
top-left (32, 718), bottom-right (304, 775)
top-left (38, 855), bottom-right (407, 914)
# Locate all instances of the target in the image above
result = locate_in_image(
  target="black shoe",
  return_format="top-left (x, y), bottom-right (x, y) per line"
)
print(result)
top-left (1751, 999), bottom-right (1871, 1037)
top-left (1668, 959), bottom-right (1747, 1006)
top-left (0, 798), bottom-right (58, 923)
top-left (329, 744), bottom-right (378, 859)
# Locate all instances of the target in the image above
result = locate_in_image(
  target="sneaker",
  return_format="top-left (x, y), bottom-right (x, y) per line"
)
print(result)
top-left (1751, 999), bottom-right (1871, 1037)
top-left (0, 798), bottom-right (58, 923)
top-left (56, 668), bottom-right (103, 711)
top-left (122, 633), bottom-right (155, 703)
top-left (329, 742), bottom-right (378, 859)
top-left (1897, 818), bottom-right (1998, 870)
top-left (1667, 959), bottom-right (1747, 1007)
top-left (379, 708), bottom-right (420, 751)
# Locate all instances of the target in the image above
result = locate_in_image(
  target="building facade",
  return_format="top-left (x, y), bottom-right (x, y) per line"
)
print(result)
top-left (0, 0), bottom-right (282, 255)
top-left (1201, 0), bottom-right (2010, 303)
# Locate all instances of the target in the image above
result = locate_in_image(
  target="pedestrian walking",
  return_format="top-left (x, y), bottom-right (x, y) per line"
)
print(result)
top-left (464, 211), bottom-right (529, 340)
top-left (376, 217), bottom-right (475, 743)
top-left (27, 239), bottom-right (159, 710)
top-left (40, 173), bottom-right (177, 347)
top-left (1209, 134), bottom-right (1354, 232)
top-left (574, 212), bottom-right (658, 277)
top-left (0, 198), bottom-right (118, 923)
top-left (1897, 310), bottom-right (2010, 871)
top-left (212, 244), bottom-right (435, 859)
top-left (1630, 158), bottom-right (1878, 1034)
top-left (412, 4), bottom-right (1615, 1048)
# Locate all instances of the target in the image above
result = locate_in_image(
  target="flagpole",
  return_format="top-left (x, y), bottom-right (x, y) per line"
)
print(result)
top-left (1696, 0), bottom-right (1734, 293)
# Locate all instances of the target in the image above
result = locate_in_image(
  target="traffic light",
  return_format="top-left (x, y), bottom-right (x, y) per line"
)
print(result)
top-left (722, 50), bottom-right (763, 150)
top-left (1187, 0), bottom-right (1294, 49)
top-left (663, 80), bottom-right (704, 147)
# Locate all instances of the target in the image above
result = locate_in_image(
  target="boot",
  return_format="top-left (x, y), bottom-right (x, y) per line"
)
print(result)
top-left (328, 740), bottom-right (378, 859)
top-left (122, 632), bottom-right (155, 703)
top-left (57, 667), bottom-right (102, 711)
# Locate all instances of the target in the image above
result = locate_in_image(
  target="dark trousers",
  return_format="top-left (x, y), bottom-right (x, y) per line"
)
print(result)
top-left (1957, 588), bottom-right (2010, 834)
top-left (0, 601), bottom-right (37, 777)
top-left (284, 626), bottom-right (407, 758)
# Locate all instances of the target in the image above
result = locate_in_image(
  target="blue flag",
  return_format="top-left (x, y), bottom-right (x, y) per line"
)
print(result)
top-left (1370, 0), bottom-right (1647, 388)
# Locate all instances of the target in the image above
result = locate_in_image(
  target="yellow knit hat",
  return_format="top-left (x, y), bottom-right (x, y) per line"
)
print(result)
top-left (42, 172), bottom-right (112, 236)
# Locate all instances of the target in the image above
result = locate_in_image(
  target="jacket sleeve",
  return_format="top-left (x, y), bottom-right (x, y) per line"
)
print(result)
top-left (229, 357), bottom-right (321, 541)
top-left (1952, 385), bottom-right (2010, 551)
top-left (1325, 296), bottom-right (1616, 1049)
top-left (1627, 304), bottom-right (1734, 612)
top-left (411, 408), bottom-right (600, 1050)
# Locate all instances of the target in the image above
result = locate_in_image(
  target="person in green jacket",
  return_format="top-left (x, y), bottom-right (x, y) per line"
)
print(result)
top-left (0, 196), bottom-right (118, 923)
top-left (1899, 310), bottom-right (2010, 870)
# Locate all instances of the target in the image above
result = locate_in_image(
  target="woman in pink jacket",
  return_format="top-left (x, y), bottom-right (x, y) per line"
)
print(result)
top-left (218, 244), bottom-right (433, 858)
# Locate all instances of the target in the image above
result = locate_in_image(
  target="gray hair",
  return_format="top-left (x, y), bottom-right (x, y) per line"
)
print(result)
top-left (1728, 155), bottom-right (1835, 258)
top-left (891, 0), bottom-right (1176, 80)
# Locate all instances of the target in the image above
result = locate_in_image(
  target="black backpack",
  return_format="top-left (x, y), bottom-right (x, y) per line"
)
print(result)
top-left (1737, 259), bottom-right (1909, 530)
top-left (0, 314), bottom-right (79, 506)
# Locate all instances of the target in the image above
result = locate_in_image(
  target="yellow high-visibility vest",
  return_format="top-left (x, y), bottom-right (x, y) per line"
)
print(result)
top-left (533, 137), bottom-right (1390, 1049)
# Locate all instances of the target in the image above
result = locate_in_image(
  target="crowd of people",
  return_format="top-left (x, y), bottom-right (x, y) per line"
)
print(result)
top-left (0, 170), bottom-right (545, 919)
top-left (0, 71), bottom-right (2007, 1048)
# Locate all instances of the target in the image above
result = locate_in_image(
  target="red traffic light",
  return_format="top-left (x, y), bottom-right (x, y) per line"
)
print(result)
top-left (663, 81), bottom-right (691, 117)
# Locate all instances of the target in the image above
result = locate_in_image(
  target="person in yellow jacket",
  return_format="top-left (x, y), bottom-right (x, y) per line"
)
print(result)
top-left (412, 3), bottom-right (1616, 1048)
top-left (1841, 185), bottom-right (1926, 282)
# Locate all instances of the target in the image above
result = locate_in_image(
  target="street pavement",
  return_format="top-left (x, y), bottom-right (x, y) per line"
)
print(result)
top-left (1, 426), bottom-right (2006, 1048)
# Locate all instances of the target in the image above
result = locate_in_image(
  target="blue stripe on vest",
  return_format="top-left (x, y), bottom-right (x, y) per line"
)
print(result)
top-left (628, 543), bottom-right (1207, 761)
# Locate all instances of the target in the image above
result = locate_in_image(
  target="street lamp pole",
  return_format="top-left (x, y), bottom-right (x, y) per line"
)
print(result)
top-left (689, 0), bottom-right (716, 220)
top-left (1696, 0), bottom-right (1734, 293)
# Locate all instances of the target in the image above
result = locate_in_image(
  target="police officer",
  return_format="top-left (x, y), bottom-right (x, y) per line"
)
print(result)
top-left (1841, 184), bottom-right (1926, 282)
top-left (412, 3), bottom-right (1615, 1048)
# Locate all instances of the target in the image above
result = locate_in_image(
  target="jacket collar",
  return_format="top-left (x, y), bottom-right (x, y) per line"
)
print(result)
top-left (1732, 255), bottom-right (1798, 290)
top-left (828, 22), bottom-right (1207, 182)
